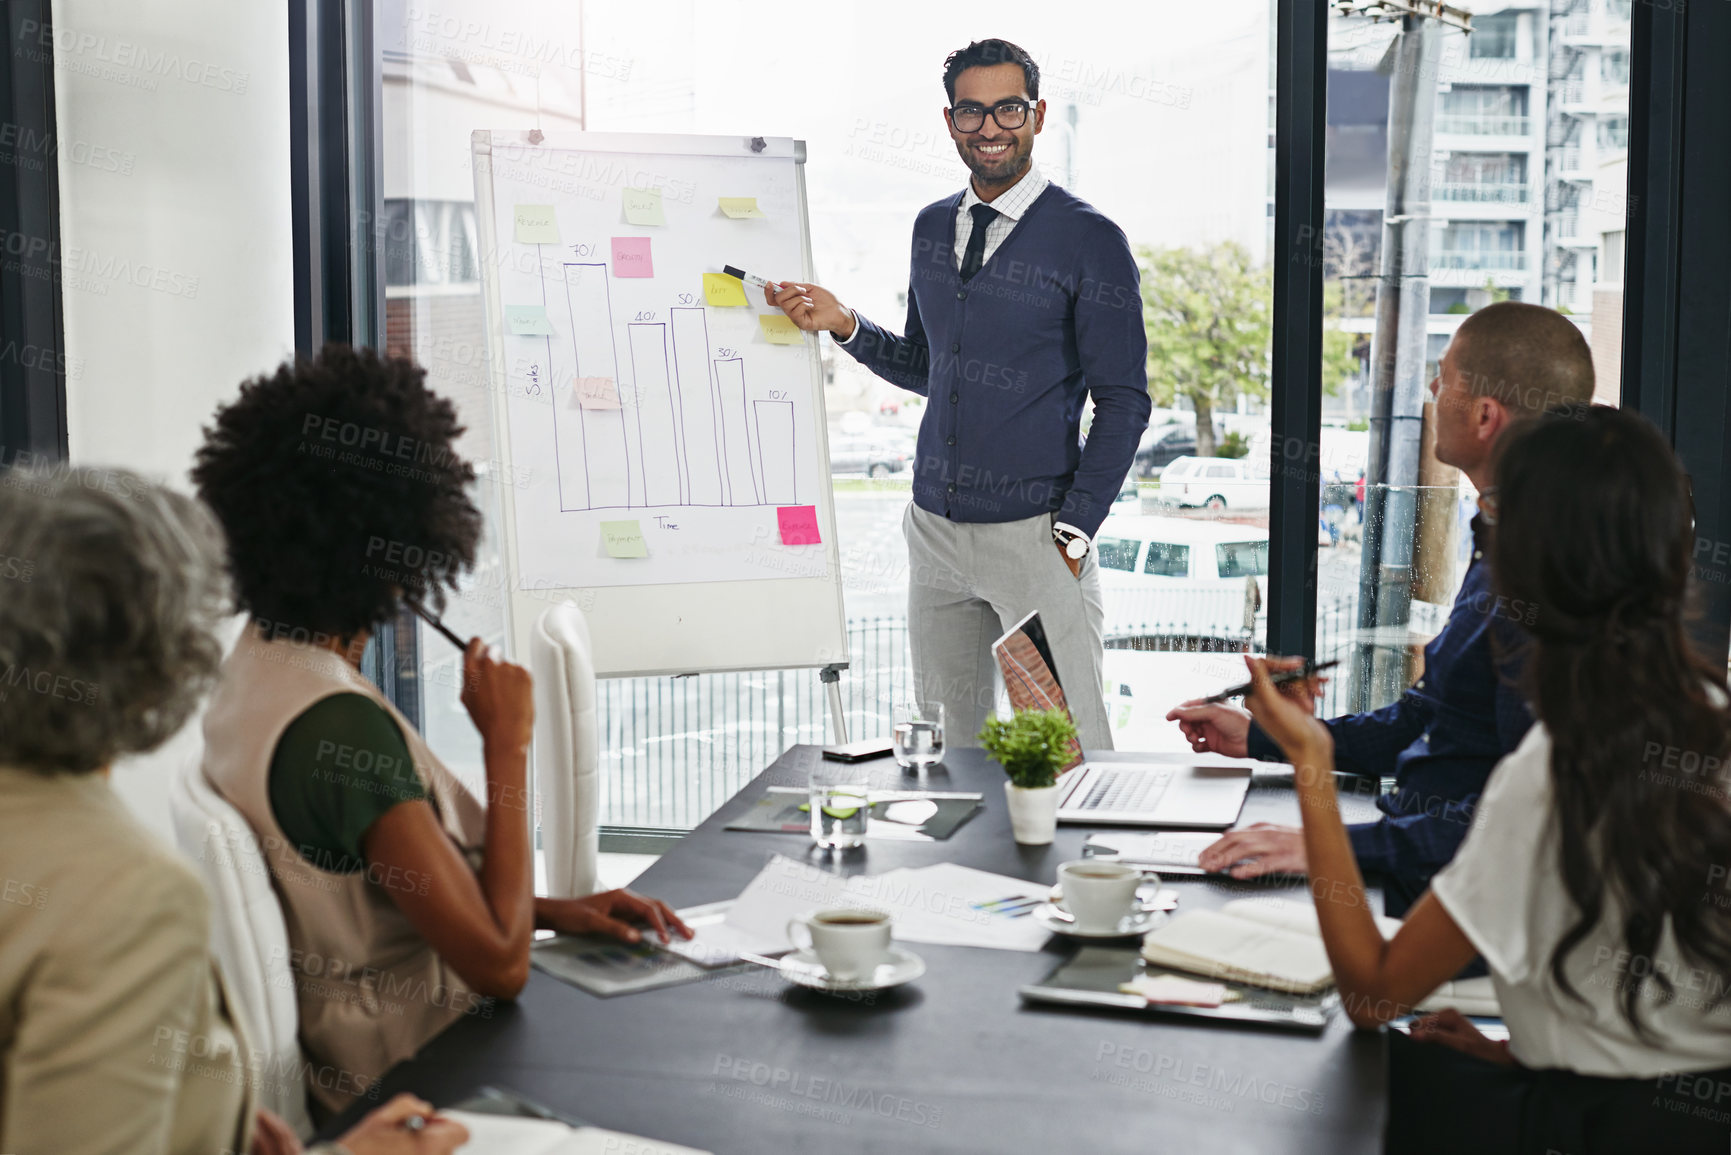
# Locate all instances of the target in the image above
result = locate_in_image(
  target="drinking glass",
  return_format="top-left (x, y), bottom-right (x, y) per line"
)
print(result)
top-left (892, 701), bottom-right (945, 771)
top-left (809, 762), bottom-right (869, 850)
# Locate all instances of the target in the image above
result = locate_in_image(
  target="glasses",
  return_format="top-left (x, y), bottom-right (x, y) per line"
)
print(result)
top-left (948, 99), bottom-right (1031, 133)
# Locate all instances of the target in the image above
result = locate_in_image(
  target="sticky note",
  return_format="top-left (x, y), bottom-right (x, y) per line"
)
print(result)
top-left (505, 304), bottom-right (553, 336)
top-left (612, 237), bottom-right (653, 278)
top-left (622, 187), bottom-right (665, 226)
top-left (702, 272), bottom-right (749, 307)
top-left (778, 505), bottom-right (821, 545)
top-left (718, 197), bottom-right (767, 219)
top-left (601, 520), bottom-right (648, 558)
top-left (514, 204), bottom-right (559, 244)
top-left (759, 313), bottom-right (803, 345)
top-left (574, 376), bottom-right (620, 409)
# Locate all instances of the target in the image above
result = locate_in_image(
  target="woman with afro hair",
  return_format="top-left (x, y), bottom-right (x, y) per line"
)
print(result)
top-left (194, 345), bottom-right (688, 1120)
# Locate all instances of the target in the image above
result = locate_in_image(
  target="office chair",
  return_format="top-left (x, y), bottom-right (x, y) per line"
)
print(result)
top-left (530, 602), bottom-right (603, 899)
top-left (169, 752), bottom-right (315, 1138)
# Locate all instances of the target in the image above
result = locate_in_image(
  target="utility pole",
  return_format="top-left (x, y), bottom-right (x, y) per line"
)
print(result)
top-left (1333, 1), bottom-right (1470, 711)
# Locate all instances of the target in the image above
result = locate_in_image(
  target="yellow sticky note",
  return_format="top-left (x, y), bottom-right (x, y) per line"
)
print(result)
top-left (703, 272), bottom-right (749, 307)
top-left (514, 204), bottom-right (560, 244)
top-left (623, 187), bottom-right (665, 226)
top-left (718, 197), bottom-right (767, 219)
top-left (601, 520), bottom-right (648, 559)
top-left (759, 314), bottom-right (803, 345)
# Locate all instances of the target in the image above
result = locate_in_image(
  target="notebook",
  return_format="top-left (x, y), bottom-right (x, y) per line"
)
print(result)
top-left (1139, 898), bottom-right (1404, 995)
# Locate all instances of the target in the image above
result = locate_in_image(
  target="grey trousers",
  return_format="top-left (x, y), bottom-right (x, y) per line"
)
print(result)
top-left (903, 503), bottom-right (1113, 751)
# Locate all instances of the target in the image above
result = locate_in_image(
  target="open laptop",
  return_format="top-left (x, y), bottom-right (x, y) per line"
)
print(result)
top-left (991, 611), bottom-right (1252, 830)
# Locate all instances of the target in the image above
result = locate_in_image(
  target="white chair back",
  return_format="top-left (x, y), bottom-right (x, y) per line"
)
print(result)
top-left (530, 602), bottom-right (602, 898)
top-left (169, 754), bottom-right (314, 1137)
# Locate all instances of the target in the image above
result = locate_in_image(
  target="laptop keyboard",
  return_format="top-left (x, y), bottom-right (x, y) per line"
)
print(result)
top-left (1077, 768), bottom-right (1176, 813)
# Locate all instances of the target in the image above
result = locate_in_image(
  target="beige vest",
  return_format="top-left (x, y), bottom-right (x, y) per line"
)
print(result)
top-left (202, 627), bottom-right (488, 1117)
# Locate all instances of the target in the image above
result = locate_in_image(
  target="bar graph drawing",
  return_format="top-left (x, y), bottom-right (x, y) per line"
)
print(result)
top-left (541, 263), bottom-right (799, 512)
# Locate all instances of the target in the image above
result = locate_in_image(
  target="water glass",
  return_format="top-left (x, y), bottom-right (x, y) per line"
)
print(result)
top-left (892, 701), bottom-right (945, 771)
top-left (810, 763), bottom-right (869, 850)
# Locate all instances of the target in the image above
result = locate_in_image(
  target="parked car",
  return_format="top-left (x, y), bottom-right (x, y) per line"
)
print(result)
top-left (1092, 514), bottom-right (1270, 641)
top-left (1133, 422), bottom-right (1224, 478)
top-left (828, 437), bottom-right (908, 478)
top-left (1155, 455), bottom-right (1271, 512)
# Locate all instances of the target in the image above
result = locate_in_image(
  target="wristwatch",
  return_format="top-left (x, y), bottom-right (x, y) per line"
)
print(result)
top-left (1052, 524), bottom-right (1090, 560)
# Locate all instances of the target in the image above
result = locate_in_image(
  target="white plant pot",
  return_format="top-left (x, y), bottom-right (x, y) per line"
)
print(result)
top-left (1005, 782), bottom-right (1060, 845)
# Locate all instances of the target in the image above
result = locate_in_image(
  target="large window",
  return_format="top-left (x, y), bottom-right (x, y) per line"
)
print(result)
top-left (1318, 0), bottom-right (1632, 715)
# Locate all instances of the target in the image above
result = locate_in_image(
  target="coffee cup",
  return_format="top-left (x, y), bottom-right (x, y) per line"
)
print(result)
top-left (786, 908), bottom-right (892, 981)
top-left (1056, 860), bottom-right (1143, 933)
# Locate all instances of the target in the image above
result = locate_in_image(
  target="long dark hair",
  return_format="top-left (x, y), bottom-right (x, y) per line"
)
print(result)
top-left (1492, 405), bottom-right (1731, 1035)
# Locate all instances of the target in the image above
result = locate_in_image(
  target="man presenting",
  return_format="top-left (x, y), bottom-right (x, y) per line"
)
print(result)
top-left (1169, 302), bottom-right (1595, 914)
top-left (767, 38), bottom-right (1150, 748)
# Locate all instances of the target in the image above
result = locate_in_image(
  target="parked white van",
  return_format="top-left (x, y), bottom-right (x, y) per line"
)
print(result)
top-left (1156, 455), bottom-right (1272, 512)
top-left (1092, 514), bottom-right (1269, 642)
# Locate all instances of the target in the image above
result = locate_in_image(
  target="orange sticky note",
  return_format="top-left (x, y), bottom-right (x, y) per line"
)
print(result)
top-left (777, 505), bottom-right (821, 545)
top-left (612, 236), bottom-right (653, 277)
top-left (575, 376), bottom-right (620, 409)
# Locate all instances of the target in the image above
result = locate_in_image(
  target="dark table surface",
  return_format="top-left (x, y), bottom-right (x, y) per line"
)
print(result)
top-left (326, 748), bottom-right (1392, 1154)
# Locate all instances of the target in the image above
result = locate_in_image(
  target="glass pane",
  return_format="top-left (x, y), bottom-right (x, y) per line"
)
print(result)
top-left (1215, 540), bottom-right (1269, 579)
top-left (1095, 537), bottom-right (1140, 573)
top-left (1143, 543), bottom-right (1191, 579)
top-left (384, 0), bottom-right (1274, 829)
top-left (1319, 1), bottom-right (1632, 714)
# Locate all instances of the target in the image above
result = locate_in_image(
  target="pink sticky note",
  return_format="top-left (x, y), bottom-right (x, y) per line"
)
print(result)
top-left (574, 376), bottom-right (620, 409)
top-left (611, 236), bottom-right (653, 277)
top-left (777, 505), bottom-right (821, 545)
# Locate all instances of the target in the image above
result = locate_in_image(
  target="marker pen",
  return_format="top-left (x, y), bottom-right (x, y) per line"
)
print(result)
top-left (723, 264), bottom-right (791, 294)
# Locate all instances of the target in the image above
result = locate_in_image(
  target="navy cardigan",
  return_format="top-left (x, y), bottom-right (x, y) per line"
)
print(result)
top-left (840, 184), bottom-right (1150, 539)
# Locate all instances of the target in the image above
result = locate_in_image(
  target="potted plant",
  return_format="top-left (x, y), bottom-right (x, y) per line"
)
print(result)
top-left (978, 708), bottom-right (1079, 845)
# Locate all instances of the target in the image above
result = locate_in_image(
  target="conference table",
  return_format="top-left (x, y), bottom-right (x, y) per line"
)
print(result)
top-left (325, 748), bottom-right (1392, 1153)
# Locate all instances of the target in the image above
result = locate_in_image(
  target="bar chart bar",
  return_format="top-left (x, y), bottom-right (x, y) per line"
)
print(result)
top-left (670, 308), bottom-right (723, 505)
top-left (560, 263), bottom-right (630, 509)
top-left (713, 357), bottom-right (760, 504)
top-left (753, 399), bottom-right (796, 505)
top-left (628, 323), bottom-right (682, 507)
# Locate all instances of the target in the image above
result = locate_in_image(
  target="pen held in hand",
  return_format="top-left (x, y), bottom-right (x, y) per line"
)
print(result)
top-left (1199, 659), bottom-right (1339, 706)
top-left (404, 596), bottom-right (466, 651)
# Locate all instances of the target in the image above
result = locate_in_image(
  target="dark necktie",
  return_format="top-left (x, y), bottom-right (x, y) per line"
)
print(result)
top-left (959, 203), bottom-right (999, 282)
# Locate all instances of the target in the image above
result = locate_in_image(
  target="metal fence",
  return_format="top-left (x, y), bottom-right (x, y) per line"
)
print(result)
top-left (596, 591), bottom-right (1373, 831)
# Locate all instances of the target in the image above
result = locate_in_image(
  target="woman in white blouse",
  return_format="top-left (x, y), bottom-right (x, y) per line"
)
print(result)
top-left (1245, 405), bottom-right (1731, 1154)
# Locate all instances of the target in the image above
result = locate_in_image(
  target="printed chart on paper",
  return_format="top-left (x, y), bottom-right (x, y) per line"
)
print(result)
top-left (481, 140), bottom-right (829, 590)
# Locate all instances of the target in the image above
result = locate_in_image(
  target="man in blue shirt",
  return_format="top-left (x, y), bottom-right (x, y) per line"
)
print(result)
top-left (1168, 302), bottom-right (1596, 913)
top-left (765, 39), bottom-right (1150, 748)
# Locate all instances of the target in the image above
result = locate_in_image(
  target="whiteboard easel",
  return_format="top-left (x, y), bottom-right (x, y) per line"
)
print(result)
top-left (473, 130), bottom-right (849, 739)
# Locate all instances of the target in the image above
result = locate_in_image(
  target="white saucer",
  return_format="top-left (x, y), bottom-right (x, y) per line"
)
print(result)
top-left (777, 947), bottom-right (926, 993)
top-left (1032, 902), bottom-right (1165, 939)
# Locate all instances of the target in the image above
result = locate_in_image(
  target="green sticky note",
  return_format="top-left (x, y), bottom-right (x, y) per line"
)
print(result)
top-left (703, 272), bottom-right (749, 307)
top-left (718, 196), bottom-right (767, 219)
top-left (505, 304), bottom-right (553, 336)
top-left (514, 204), bottom-right (560, 244)
top-left (759, 313), bottom-right (803, 345)
top-left (623, 187), bottom-right (665, 226)
top-left (601, 520), bottom-right (648, 558)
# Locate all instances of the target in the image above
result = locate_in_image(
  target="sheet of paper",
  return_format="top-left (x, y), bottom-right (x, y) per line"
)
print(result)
top-left (849, 862), bottom-right (1052, 952)
top-left (611, 236), bottom-right (654, 278)
top-left (505, 304), bottom-right (554, 336)
top-left (701, 272), bottom-right (748, 307)
top-left (574, 376), bottom-right (620, 410)
top-left (514, 204), bottom-right (560, 244)
top-left (443, 1110), bottom-right (711, 1155)
top-left (622, 186), bottom-right (665, 226)
top-left (718, 196), bottom-right (767, 219)
top-left (600, 520), bottom-right (648, 559)
top-left (777, 505), bottom-right (821, 545)
top-left (758, 313), bottom-right (803, 344)
top-left (1120, 973), bottom-right (1229, 1008)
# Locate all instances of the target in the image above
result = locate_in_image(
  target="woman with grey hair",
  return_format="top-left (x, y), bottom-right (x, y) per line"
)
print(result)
top-left (0, 465), bottom-right (467, 1155)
